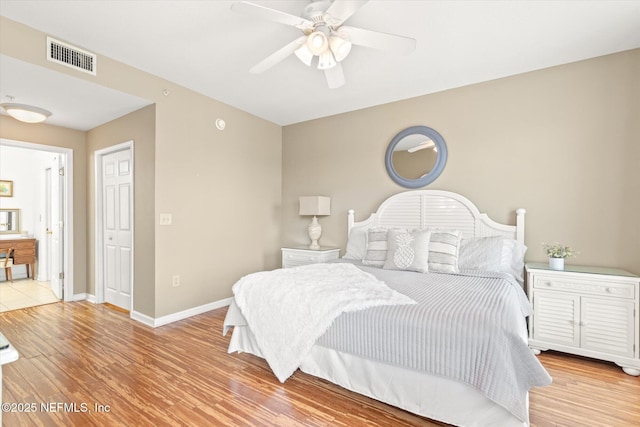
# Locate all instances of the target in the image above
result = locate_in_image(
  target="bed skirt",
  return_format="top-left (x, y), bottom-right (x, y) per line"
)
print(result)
top-left (228, 325), bottom-right (528, 427)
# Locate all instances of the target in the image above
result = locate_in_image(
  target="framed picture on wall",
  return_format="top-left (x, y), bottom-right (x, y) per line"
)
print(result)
top-left (0, 180), bottom-right (13, 197)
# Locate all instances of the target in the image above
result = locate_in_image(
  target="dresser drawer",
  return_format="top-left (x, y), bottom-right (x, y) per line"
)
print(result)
top-left (13, 248), bottom-right (35, 256)
top-left (533, 274), bottom-right (635, 299)
top-left (13, 240), bottom-right (36, 249)
top-left (13, 256), bottom-right (35, 265)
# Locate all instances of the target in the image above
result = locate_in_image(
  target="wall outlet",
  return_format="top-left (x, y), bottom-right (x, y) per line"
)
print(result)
top-left (172, 275), bottom-right (180, 287)
top-left (160, 213), bottom-right (172, 226)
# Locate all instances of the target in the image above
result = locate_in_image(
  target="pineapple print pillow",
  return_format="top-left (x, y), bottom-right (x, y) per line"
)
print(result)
top-left (383, 229), bottom-right (432, 273)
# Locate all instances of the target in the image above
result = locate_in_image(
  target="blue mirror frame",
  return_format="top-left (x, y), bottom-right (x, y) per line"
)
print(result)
top-left (385, 125), bottom-right (448, 189)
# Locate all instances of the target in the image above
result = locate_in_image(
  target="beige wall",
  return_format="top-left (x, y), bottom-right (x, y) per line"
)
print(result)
top-left (2, 17), bottom-right (283, 318)
top-left (87, 105), bottom-right (156, 317)
top-left (282, 49), bottom-right (640, 275)
top-left (0, 116), bottom-right (88, 291)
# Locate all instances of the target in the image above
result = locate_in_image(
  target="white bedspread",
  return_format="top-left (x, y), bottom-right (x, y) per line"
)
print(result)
top-left (230, 263), bottom-right (415, 382)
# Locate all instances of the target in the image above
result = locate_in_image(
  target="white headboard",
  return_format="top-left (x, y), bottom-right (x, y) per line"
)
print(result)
top-left (348, 190), bottom-right (525, 243)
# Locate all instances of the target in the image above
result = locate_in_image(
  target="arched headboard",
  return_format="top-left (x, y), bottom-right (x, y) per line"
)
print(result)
top-left (348, 190), bottom-right (525, 243)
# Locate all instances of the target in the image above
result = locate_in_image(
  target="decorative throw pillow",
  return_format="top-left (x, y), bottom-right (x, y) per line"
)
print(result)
top-left (362, 228), bottom-right (388, 267)
top-left (428, 229), bottom-right (462, 274)
top-left (343, 224), bottom-right (369, 260)
top-left (383, 229), bottom-right (431, 273)
top-left (459, 236), bottom-right (504, 271)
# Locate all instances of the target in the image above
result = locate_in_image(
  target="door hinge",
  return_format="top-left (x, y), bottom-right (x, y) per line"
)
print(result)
top-left (59, 272), bottom-right (65, 280)
top-left (59, 167), bottom-right (65, 176)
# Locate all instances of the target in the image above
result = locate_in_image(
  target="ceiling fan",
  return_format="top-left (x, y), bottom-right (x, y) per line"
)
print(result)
top-left (231, 0), bottom-right (416, 88)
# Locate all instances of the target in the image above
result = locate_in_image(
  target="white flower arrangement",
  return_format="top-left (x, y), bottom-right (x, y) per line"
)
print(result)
top-left (542, 242), bottom-right (576, 259)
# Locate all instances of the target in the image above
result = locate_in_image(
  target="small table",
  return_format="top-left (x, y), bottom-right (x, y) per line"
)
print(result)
top-left (525, 262), bottom-right (640, 375)
top-left (0, 332), bottom-right (19, 425)
top-left (281, 246), bottom-right (340, 268)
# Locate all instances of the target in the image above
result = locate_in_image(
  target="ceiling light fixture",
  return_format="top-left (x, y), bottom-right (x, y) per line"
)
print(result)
top-left (1, 103), bottom-right (52, 124)
top-left (294, 44), bottom-right (314, 66)
top-left (329, 32), bottom-right (352, 62)
top-left (306, 31), bottom-right (329, 56)
top-left (317, 50), bottom-right (336, 70)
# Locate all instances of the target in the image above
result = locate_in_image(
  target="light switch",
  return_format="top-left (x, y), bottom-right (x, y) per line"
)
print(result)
top-left (159, 213), bottom-right (172, 226)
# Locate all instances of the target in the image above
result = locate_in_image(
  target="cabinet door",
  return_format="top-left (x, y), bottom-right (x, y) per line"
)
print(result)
top-left (581, 297), bottom-right (635, 358)
top-left (533, 290), bottom-right (580, 347)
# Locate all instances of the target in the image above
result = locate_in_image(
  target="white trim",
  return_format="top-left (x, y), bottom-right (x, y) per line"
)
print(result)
top-left (130, 310), bottom-right (155, 327)
top-left (85, 293), bottom-right (97, 303)
top-left (152, 297), bottom-right (233, 327)
top-left (130, 298), bottom-right (233, 328)
top-left (0, 138), bottom-right (74, 302)
top-left (72, 293), bottom-right (89, 302)
top-left (94, 140), bottom-right (134, 312)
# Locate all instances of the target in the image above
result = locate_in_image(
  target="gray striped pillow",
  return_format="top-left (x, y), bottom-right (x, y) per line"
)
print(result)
top-left (428, 229), bottom-right (462, 273)
top-left (362, 228), bottom-right (388, 267)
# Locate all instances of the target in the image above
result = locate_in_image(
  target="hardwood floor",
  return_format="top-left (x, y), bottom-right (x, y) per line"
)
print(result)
top-left (1, 301), bottom-right (638, 426)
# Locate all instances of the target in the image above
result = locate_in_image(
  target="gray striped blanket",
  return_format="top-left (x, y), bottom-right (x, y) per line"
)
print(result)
top-left (317, 260), bottom-right (551, 422)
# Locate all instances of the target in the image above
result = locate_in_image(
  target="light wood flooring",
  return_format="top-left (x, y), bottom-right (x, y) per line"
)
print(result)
top-left (1, 301), bottom-right (639, 426)
top-left (0, 279), bottom-right (58, 312)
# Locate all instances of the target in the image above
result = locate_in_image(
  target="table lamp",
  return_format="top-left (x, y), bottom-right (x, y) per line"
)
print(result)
top-left (299, 196), bottom-right (330, 250)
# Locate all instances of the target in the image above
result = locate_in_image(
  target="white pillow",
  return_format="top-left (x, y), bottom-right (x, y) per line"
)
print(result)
top-left (458, 236), bottom-right (527, 282)
top-left (383, 229), bottom-right (431, 273)
top-left (459, 236), bottom-right (503, 271)
top-left (362, 228), bottom-right (388, 267)
top-left (343, 224), bottom-right (368, 260)
top-left (501, 239), bottom-right (527, 282)
top-left (428, 229), bottom-right (462, 274)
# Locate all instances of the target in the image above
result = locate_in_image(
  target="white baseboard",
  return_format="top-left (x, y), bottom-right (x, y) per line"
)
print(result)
top-left (131, 310), bottom-right (155, 327)
top-left (150, 297), bottom-right (233, 327)
top-left (72, 293), bottom-right (88, 302)
top-left (72, 294), bottom-right (232, 328)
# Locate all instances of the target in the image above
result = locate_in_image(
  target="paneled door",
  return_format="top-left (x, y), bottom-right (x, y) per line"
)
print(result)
top-left (102, 148), bottom-right (133, 310)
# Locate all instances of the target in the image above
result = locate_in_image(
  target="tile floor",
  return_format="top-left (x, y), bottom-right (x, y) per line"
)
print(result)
top-left (0, 279), bottom-right (59, 312)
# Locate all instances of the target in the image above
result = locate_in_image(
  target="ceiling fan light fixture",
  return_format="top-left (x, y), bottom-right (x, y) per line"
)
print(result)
top-left (306, 31), bottom-right (329, 56)
top-left (317, 50), bottom-right (336, 70)
top-left (329, 33), bottom-right (352, 62)
top-left (0, 103), bottom-right (52, 124)
top-left (294, 44), bottom-right (314, 66)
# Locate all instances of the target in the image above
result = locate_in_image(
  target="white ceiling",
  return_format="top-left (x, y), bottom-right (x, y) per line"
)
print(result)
top-left (1, 1), bottom-right (639, 130)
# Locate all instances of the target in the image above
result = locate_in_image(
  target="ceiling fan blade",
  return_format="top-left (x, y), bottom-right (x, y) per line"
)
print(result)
top-left (324, 0), bottom-right (369, 26)
top-left (231, 1), bottom-right (312, 30)
top-left (340, 26), bottom-right (416, 54)
top-left (249, 37), bottom-right (306, 74)
top-left (324, 63), bottom-right (345, 89)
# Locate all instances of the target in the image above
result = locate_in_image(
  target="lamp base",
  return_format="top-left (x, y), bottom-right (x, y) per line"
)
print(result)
top-left (308, 216), bottom-right (322, 250)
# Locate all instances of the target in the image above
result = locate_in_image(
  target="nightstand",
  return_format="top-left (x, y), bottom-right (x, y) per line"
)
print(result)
top-left (281, 247), bottom-right (340, 268)
top-left (525, 262), bottom-right (640, 376)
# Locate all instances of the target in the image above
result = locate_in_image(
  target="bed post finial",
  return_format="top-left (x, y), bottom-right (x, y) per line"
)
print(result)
top-left (515, 208), bottom-right (526, 244)
top-left (348, 209), bottom-right (355, 233)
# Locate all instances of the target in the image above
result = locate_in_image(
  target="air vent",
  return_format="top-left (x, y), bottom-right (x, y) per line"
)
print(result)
top-left (47, 37), bottom-right (96, 75)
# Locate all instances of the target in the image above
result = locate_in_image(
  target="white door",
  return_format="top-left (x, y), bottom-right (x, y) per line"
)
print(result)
top-left (102, 149), bottom-right (133, 310)
top-left (49, 155), bottom-right (64, 299)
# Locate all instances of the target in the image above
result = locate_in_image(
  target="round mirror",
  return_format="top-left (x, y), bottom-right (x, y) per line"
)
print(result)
top-left (385, 126), bottom-right (447, 188)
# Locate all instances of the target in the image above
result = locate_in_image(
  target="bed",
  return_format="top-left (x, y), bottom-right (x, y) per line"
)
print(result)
top-left (223, 190), bottom-right (551, 427)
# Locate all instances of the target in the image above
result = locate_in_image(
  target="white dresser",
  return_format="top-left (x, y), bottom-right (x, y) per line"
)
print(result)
top-left (526, 262), bottom-right (640, 376)
top-left (281, 247), bottom-right (340, 268)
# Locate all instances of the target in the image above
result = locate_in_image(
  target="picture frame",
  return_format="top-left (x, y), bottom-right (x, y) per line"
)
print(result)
top-left (0, 180), bottom-right (13, 197)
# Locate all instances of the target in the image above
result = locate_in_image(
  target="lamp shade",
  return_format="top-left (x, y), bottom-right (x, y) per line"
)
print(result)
top-left (299, 196), bottom-right (330, 216)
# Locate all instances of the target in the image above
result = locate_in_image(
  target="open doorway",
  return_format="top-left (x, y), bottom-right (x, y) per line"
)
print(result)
top-left (0, 138), bottom-right (73, 310)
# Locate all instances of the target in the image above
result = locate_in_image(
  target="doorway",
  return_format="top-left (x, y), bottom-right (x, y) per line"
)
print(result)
top-left (95, 141), bottom-right (134, 312)
top-left (0, 138), bottom-right (73, 304)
